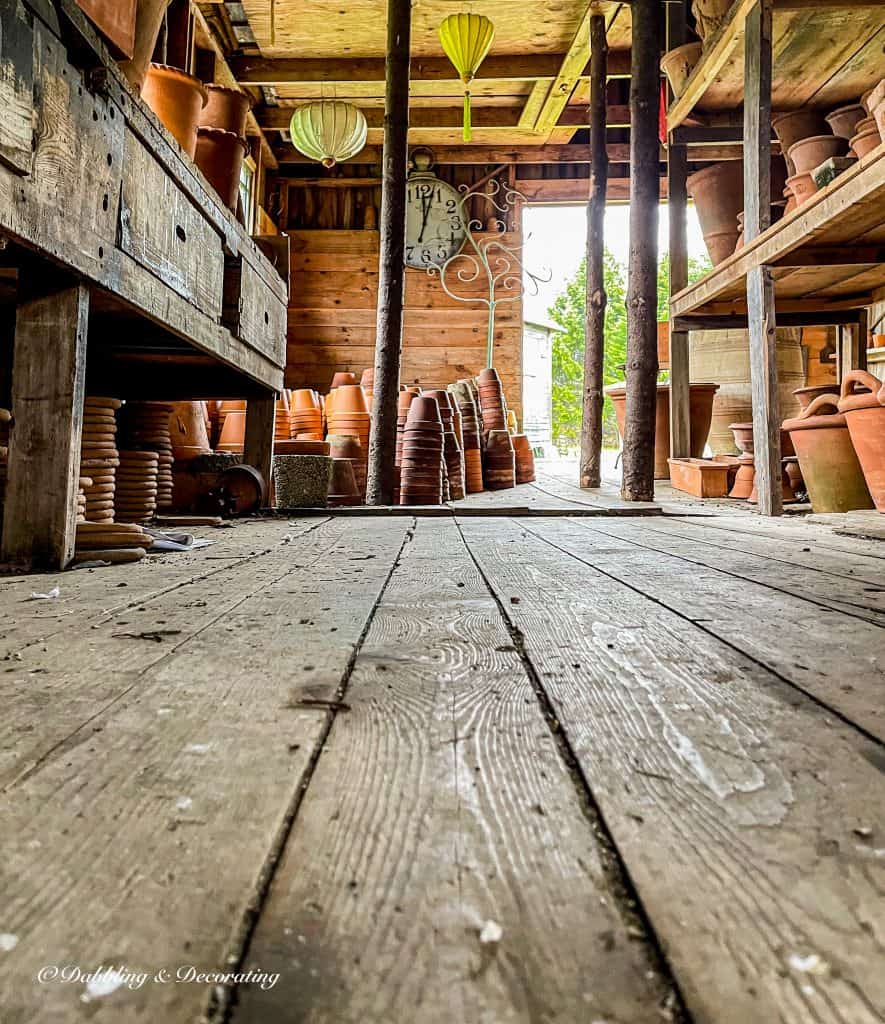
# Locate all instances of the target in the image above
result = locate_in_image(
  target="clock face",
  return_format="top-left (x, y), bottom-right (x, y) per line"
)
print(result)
top-left (405, 173), bottom-right (467, 269)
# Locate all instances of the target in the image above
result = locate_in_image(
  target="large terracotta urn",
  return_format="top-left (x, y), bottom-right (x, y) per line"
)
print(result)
top-left (689, 328), bottom-right (805, 454)
top-left (837, 370), bottom-right (885, 511)
top-left (605, 382), bottom-right (719, 479)
top-left (687, 161), bottom-right (744, 264)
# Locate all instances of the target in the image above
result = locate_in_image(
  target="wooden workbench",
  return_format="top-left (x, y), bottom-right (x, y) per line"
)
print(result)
top-left (0, 0), bottom-right (288, 569)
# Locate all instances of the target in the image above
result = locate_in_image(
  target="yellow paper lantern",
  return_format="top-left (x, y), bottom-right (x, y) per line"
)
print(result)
top-left (289, 101), bottom-right (368, 168)
top-left (438, 13), bottom-right (495, 142)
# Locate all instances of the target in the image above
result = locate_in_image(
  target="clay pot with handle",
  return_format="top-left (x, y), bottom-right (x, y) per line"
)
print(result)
top-left (837, 370), bottom-right (885, 511)
top-left (142, 64), bottom-right (208, 158)
top-left (199, 85), bottom-right (252, 137)
top-left (783, 394), bottom-right (874, 513)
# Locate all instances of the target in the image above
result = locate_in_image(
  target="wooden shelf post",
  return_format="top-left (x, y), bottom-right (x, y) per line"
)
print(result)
top-left (744, 0), bottom-right (781, 516)
top-left (244, 392), bottom-right (276, 503)
top-left (579, 13), bottom-right (609, 489)
top-left (366, 0), bottom-right (411, 506)
top-left (668, 0), bottom-right (691, 461)
top-left (1, 279), bottom-right (89, 569)
top-left (622, 0), bottom-right (660, 502)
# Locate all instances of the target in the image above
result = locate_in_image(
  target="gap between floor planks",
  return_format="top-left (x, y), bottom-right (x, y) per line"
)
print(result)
top-left (457, 516), bottom-right (885, 1024)
top-left (0, 518), bottom-right (411, 1024)
top-left (231, 516), bottom-right (681, 1024)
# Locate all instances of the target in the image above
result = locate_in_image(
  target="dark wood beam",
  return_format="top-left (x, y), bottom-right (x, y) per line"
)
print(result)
top-left (274, 142), bottom-right (635, 165)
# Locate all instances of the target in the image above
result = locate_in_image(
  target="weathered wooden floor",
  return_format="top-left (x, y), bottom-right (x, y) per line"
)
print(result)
top-left (1, 511), bottom-right (884, 1024)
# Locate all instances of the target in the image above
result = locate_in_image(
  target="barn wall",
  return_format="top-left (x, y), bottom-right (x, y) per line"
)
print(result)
top-left (286, 228), bottom-right (524, 421)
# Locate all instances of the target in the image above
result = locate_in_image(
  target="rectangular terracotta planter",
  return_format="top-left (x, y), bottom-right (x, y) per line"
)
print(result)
top-left (668, 458), bottom-right (731, 498)
top-left (75, 0), bottom-right (137, 59)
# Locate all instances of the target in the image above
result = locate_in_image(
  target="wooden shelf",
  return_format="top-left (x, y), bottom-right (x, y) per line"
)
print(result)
top-left (671, 144), bottom-right (885, 318)
top-left (668, 0), bottom-right (885, 132)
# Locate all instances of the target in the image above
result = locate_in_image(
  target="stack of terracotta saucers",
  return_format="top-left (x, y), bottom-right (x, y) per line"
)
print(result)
top-left (74, 521), bottom-right (154, 565)
top-left (115, 450), bottom-right (159, 523)
top-left (512, 434), bottom-right (536, 484)
top-left (327, 458), bottom-right (361, 507)
top-left (427, 389), bottom-right (464, 501)
top-left (476, 368), bottom-right (507, 435)
top-left (483, 429), bottom-right (516, 490)
top-left (290, 389), bottom-right (324, 439)
top-left (400, 395), bottom-right (444, 505)
top-left (327, 385), bottom-right (370, 498)
top-left (80, 397), bottom-right (122, 523)
top-left (275, 392), bottom-right (291, 443)
top-left (119, 402), bottom-right (174, 510)
top-left (448, 381), bottom-right (483, 493)
top-left (331, 371), bottom-right (358, 389)
top-left (76, 477), bottom-right (90, 522)
top-left (394, 390), bottom-right (419, 504)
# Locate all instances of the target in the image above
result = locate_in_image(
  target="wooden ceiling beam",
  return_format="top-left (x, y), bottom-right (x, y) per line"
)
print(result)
top-left (229, 50), bottom-right (632, 85)
top-left (273, 142), bottom-right (635, 164)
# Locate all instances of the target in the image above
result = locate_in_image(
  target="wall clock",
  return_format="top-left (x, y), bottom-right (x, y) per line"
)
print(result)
top-left (405, 150), bottom-right (467, 269)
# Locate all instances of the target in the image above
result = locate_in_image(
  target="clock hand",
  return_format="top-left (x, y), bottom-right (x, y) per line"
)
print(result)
top-left (418, 194), bottom-right (430, 243)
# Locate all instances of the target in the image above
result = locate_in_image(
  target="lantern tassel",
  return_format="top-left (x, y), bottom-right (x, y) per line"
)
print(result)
top-left (463, 89), bottom-right (472, 142)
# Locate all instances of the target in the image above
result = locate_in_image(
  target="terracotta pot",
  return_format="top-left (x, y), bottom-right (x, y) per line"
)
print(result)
top-left (729, 420), bottom-right (796, 459)
top-left (855, 116), bottom-right (877, 136)
top-left (793, 383), bottom-right (840, 410)
top-left (837, 370), bottom-right (885, 511)
top-left (825, 103), bottom-right (866, 140)
top-left (872, 334), bottom-right (885, 349)
top-left (606, 382), bottom-right (719, 478)
top-left (169, 401), bottom-right (211, 460)
top-left (217, 410), bottom-right (246, 452)
top-left (331, 372), bottom-right (358, 389)
top-left (862, 87), bottom-right (877, 115)
top-left (328, 458), bottom-right (360, 506)
top-left (483, 430), bottom-right (516, 490)
top-left (783, 186), bottom-right (798, 215)
top-left (195, 127), bottom-right (248, 210)
top-left (687, 162), bottom-right (743, 264)
top-left (76, 0), bottom-right (137, 58)
top-left (692, 0), bottom-right (733, 41)
top-left (788, 135), bottom-right (848, 175)
top-left (360, 368), bottom-right (375, 389)
top-left (398, 391), bottom-right (418, 415)
top-left (331, 384), bottom-right (369, 415)
top-left (291, 388), bottom-right (320, 412)
top-left (119, 0), bottom-right (171, 92)
top-left (660, 42), bottom-right (703, 97)
top-left (407, 396), bottom-right (443, 427)
top-left (142, 64), bottom-right (208, 159)
top-left (772, 110), bottom-right (829, 173)
top-left (327, 434), bottom-right (363, 460)
top-left (200, 85), bottom-right (252, 137)
top-left (783, 394), bottom-right (873, 513)
top-left (850, 126), bottom-right (881, 159)
top-left (874, 97), bottom-right (885, 144)
top-left (785, 171), bottom-right (817, 206)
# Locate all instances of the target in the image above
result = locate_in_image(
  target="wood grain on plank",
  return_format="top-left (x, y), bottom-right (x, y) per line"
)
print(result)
top-left (461, 515), bottom-right (885, 1024)
top-left (234, 517), bottom-right (674, 1024)
top-left (0, 518), bottom-right (410, 1023)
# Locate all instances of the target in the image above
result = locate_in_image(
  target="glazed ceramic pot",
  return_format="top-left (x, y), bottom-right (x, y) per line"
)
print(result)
top-left (783, 394), bottom-right (873, 513)
top-left (793, 383), bottom-right (840, 410)
top-left (660, 42), bottom-right (703, 97)
top-left (788, 135), bottom-right (848, 175)
top-left (772, 110), bottom-right (829, 173)
top-left (687, 161), bottom-right (743, 263)
top-left (786, 171), bottom-right (817, 206)
top-left (119, 0), bottom-right (171, 92)
top-left (837, 370), bottom-right (885, 511)
top-left (195, 127), bottom-right (248, 210)
top-left (606, 382), bottom-right (719, 478)
top-left (850, 126), bottom-right (881, 159)
top-left (142, 64), bottom-right (208, 158)
top-left (200, 85), bottom-right (252, 137)
top-left (825, 104), bottom-right (866, 140)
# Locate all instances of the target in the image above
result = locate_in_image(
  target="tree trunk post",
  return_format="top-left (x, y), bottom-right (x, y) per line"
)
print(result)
top-left (622, 0), bottom-right (660, 502)
top-left (366, 0), bottom-right (411, 505)
top-left (744, 0), bottom-right (780, 516)
top-left (579, 13), bottom-right (609, 489)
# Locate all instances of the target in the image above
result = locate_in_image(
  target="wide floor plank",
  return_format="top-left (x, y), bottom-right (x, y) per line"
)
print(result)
top-left (461, 516), bottom-right (885, 1024)
top-left (234, 517), bottom-right (676, 1024)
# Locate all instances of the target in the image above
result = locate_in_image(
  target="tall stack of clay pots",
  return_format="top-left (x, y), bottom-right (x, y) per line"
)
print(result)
top-left (275, 393), bottom-right (291, 444)
top-left (327, 458), bottom-right (361, 507)
top-left (217, 401), bottom-right (246, 452)
top-left (476, 368), bottom-right (507, 437)
top-left (448, 381), bottom-right (483, 493)
top-left (394, 389), bottom-right (419, 503)
top-left (426, 390), bottom-right (464, 501)
top-left (290, 390), bottom-right (324, 439)
top-left (327, 434), bottom-right (364, 505)
top-left (169, 401), bottom-right (211, 462)
top-left (80, 397), bottom-right (122, 523)
top-left (115, 450), bottom-right (159, 523)
top-left (327, 385), bottom-right (370, 497)
top-left (483, 430), bottom-right (516, 490)
top-left (512, 435), bottom-right (536, 484)
top-left (399, 395), bottom-right (444, 505)
top-left (196, 86), bottom-right (251, 212)
top-left (119, 402), bottom-right (174, 510)
top-left (837, 371), bottom-right (885, 512)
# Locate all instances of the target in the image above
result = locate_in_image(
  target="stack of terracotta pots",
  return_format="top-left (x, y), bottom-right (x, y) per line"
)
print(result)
top-left (327, 385), bottom-right (370, 497)
top-left (399, 395), bottom-right (444, 505)
top-left (218, 402), bottom-right (247, 453)
top-left (361, 368), bottom-right (374, 410)
top-left (115, 450), bottom-right (159, 523)
top-left (290, 389), bottom-right (324, 439)
top-left (196, 86), bottom-right (251, 213)
top-left (169, 401), bottom-right (211, 462)
top-left (119, 401), bottom-right (174, 510)
top-left (476, 367), bottom-right (507, 436)
top-left (142, 64), bottom-right (207, 159)
top-left (327, 457), bottom-right (361, 507)
top-left (331, 371), bottom-right (358, 389)
top-left (448, 381), bottom-right (483, 493)
top-left (512, 435), bottom-right (536, 484)
top-left (483, 429), bottom-right (516, 490)
top-left (426, 390), bottom-right (464, 501)
top-left (275, 392), bottom-right (291, 443)
top-left (80, 397), bottom-right (122, 523)
top-left (394, 389), bottom-right (419, 503)
top-left (837, 371), bottom-right (885, 512)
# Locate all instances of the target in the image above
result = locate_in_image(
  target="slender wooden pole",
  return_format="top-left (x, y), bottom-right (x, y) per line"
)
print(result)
top-left (667, 0), bottom-right (690, 460)
top-left (243, 392), bottom-right (276, 506)
top-left (1, 279), bottom-right (88, 569)
top-left (622, 0), bottom-right (660, 502)
top-left (366, 0), bottom-right (411, 505)
top-left (744, 0), bottom-right (780, 516)
top-left (579, 13), bottom-right (609, 489)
